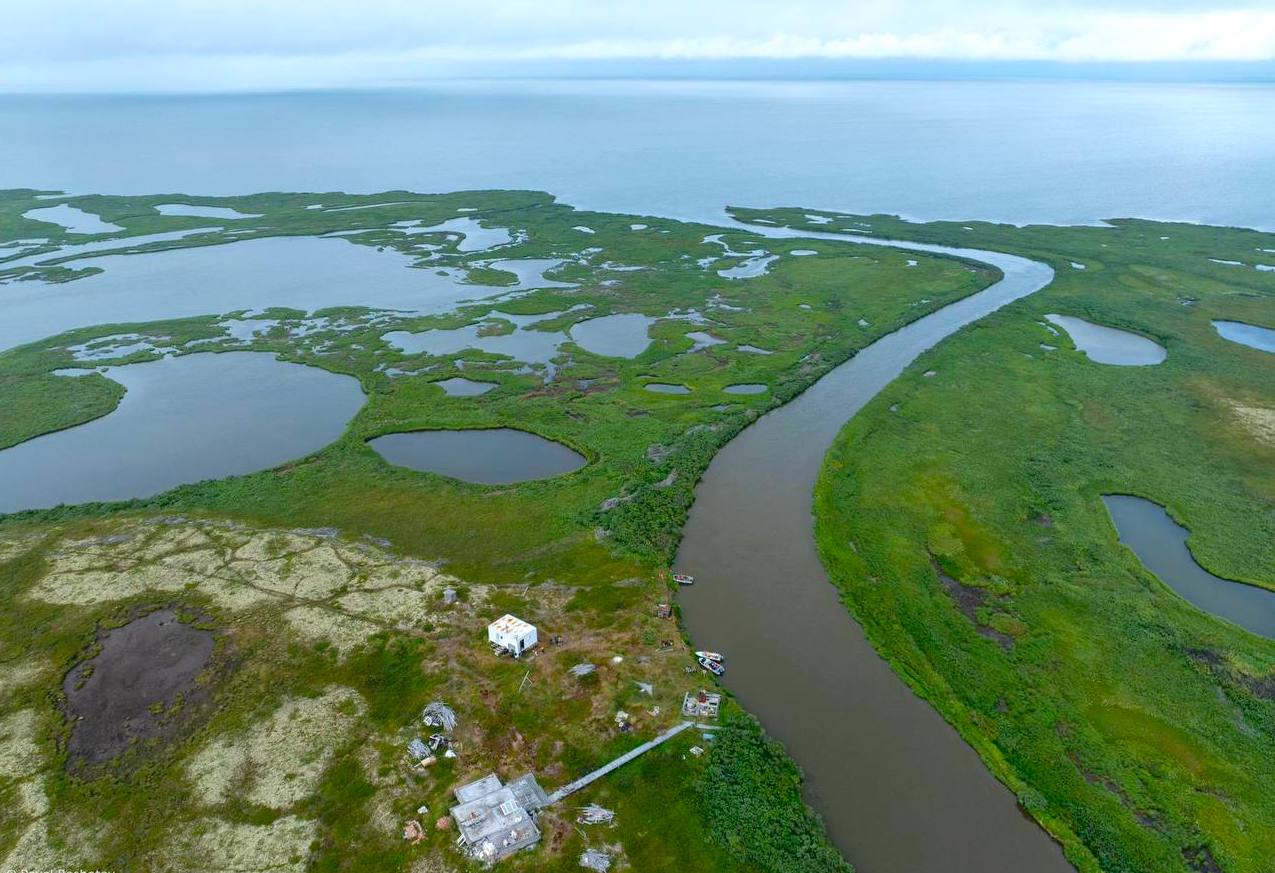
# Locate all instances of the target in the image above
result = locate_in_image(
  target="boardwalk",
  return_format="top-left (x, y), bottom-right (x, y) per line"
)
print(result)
top-left (546, 721), bottom-right (695, 804)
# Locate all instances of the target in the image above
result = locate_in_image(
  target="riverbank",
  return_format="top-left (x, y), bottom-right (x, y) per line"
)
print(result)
top-left (767, 208), bottom-right (1275, 872)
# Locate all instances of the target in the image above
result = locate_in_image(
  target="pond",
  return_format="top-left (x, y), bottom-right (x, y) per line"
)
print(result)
top-left (64, 608), bottom-right (215, 764)
top-left (394, 216), bottom-right (513, 251)
top-left (22, 203), bottom-right (123, 234)
top-left (569, 313), bottom-right (657, 358)
top-left (1044, 314), bottom-right (1166, 365)
top-left (1103, 495), bottom-right (1275, 639)
top-left (367, 428), bottom-right (585, 484)
top-left (0, 352), bottom-right (364, 514)
top-left (644, 383), bottom-right (691, 394)
top-left (0, 235), bottom-right (563, 352)
top-left (155, 203), bottom-right (262, 219)
top-left (724, 383), bottom-right (768, 394)
top-left (435, 377), bottom-right (497, 396)
top-left (1212, 319), bottom-right (1275, 353)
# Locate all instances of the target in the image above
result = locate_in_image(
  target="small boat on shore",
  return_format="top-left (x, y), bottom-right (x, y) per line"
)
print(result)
top-left (673, 573), bottom-right (695, 585)
top-left (697, 655), bottom-right (725, 676)
top-left (695, 651), bottom-right (724, 663)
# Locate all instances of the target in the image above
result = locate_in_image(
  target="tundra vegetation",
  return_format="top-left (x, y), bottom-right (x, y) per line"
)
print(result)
top-left (2, 189), bottom-right (1270, 872)
top-left (1, 188), bottom-right (984, 872)
top-left (721, 208), bottom-right (1275, 873)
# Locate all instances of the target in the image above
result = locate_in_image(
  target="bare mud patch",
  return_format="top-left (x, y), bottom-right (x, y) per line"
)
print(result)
top-left (64, 609), bottom-right (216, 765)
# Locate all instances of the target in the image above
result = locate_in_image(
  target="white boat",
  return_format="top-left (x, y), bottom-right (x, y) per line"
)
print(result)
top-left (697, 655), bottom-right (725, 676)
top-left (673, 573), bottom-right (695, 585)
top-left (695, 650), bottom-right (725, 663)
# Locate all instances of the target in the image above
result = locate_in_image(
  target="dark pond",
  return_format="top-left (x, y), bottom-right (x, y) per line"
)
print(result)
top-left (0, 352), bottom-right (364, 513)
top-left (723, 383), bottom-right (768, 394)
top-left (368, 427), bottom-right (585, 484)
top-left (644, 383), bottom-right (691, 394)
top-left (1103, 494), bottom-right (1275, 638)
top-left (64, 608), bottom-right (215, 764)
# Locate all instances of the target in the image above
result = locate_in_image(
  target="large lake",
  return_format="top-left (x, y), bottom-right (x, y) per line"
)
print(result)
top-left (2, 79), bottom-right (1274, 229)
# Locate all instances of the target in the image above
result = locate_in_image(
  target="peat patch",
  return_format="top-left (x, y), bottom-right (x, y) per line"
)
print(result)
top-left (64, 608), bottom-right (215, 766)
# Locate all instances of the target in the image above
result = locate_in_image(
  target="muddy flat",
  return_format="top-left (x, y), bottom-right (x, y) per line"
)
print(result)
top-left (64, 608), bottom-right (215, 764)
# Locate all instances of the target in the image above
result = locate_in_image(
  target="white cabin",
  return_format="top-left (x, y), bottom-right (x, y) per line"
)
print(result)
top-left (488, 614), bottom-right (537, 657)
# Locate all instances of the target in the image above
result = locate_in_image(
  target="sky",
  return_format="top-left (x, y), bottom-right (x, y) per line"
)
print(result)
top-left (4, 0), bottom-right (1275, 92)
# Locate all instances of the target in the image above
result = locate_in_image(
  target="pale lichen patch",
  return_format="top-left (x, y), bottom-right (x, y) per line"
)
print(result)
top-left (1229, 401), bottom-right (1275, 447)
top-left (28, 564), bottom-right (187, 604)
top-left (188, 687), bottom-right (365, 809)
top-left (0, 709), bottom-right (44, 782)
top-left (338, 587), bottom-right (439, 626)
top-left (0, 659), bottom-right (44, 698)
top-left (161, 815), bottom-right (317, 873)
top-left (283, 605), bottom-right (378, 655)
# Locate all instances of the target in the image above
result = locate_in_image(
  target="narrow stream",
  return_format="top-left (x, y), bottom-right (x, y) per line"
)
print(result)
top-left (677, 224), bottom-right (1072, 872)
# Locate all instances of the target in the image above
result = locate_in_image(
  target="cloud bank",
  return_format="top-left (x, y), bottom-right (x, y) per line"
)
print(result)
top-left (4, 1), bottom-right (1275, 91)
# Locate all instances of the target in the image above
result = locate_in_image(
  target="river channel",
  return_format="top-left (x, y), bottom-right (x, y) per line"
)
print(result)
top-left (677, 224), bottom-right (1072, 873)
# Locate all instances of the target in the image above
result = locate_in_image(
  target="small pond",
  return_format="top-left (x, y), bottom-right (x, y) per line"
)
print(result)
top-left (724, 383), bottom-right (768, 394)
top-left (64, 608), bottom-right (215, 764)
top-left (1103, 495), bottom-right (1275, 638)
top-left (155, 203), bottom-right (261, 219)
top-left (1212, 320), bottom-right (1275, 353)
top-left (644, 383), bottom-right (692, 394)
top-left (368, 428), bottom-right (585, 484)
top-left (569, 313), bottom-right (657, 358)
top-left (394, 217), bottom-right (512, 251)
top-left (0, 352), bottom-right (364, 514)
top-left (1044, 314), bottom-right (1166, 365)
top-left (718, 254), bottom-right (778, 279)
top-left (23, 204), bottom-right (123, 234)
top-left (435, 377), bottom-right (496, 396)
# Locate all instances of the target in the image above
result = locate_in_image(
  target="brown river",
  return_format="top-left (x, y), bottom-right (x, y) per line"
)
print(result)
top-left (677, 223), bottom-right (1073, 873)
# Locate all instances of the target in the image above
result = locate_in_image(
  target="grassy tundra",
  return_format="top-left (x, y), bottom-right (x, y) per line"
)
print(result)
top-left (1, 188), bottom-right (990, 872)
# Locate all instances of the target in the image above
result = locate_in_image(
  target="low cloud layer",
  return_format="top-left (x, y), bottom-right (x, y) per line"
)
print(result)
top-left (4, 1), bottom-right (1275, 91)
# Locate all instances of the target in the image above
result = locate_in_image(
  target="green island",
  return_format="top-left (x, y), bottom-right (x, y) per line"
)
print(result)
top-left (0, 189), bottom-right (1271, 873)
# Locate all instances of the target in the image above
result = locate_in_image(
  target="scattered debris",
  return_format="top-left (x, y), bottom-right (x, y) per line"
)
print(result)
top-left (444, 748), bottom-right (457, 759)
top-left (436, 816), bottom-right (452, 831)
top-left (655, 603), bottom-right (672, 619)
top-left (442, 587), bottom-right (458, 605)
top-left (569, 663), bottom-right (597, 678)
top-left (417, 805), bottom-right (429, 815)
top-left (580, 849), bottom-right (612, 871)
top-left (682, 690), bottom-right (721, 719)
top-left (403, 820), bottom-right (425, 843)
top-left (422, 701), bottom-right (458, 732)
top-left (689, 745), bottom-right (705, 756)
top-left (450, 772), bottom-right (546, 863)
top-left (634, 681), bottom-right (654, 696)
top-left (407, 737), bottom-right (431, 760)
top-left (611, 655), bottom-right (623, 664)
top-left (577, 804), bottom-right (616, 825)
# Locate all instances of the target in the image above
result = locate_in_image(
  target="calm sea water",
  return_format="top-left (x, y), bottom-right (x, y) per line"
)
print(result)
top-left (1, 79), bottom-right (1274, 228)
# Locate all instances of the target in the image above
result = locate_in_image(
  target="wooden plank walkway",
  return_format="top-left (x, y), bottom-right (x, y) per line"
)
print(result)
top-left (546, 721), bottom-right (695, 804)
